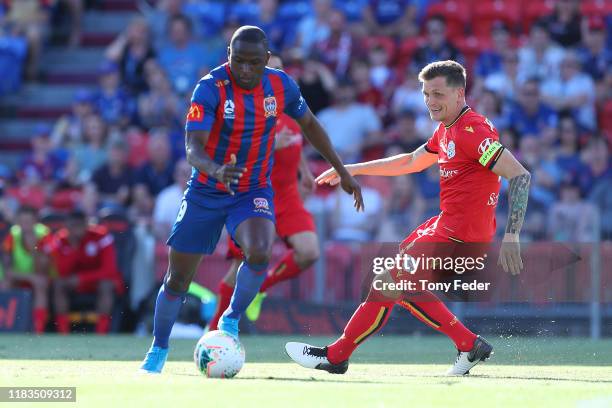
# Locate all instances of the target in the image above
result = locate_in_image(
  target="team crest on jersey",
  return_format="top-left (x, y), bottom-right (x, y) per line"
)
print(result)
top-left (263, 96), bottom-right (277, 118)
top-left (447, 140), bottom-right (456, 158)
top-left (224, 100), bottom-right (235, 119)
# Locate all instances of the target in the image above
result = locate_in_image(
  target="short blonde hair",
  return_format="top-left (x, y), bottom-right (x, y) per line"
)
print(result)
top-left (418, 60), bottom-right (466, 88)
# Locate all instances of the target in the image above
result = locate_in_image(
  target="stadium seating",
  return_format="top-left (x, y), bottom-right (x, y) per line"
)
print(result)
top-left (425, 1), bottom-right (470, 38)
top-left (523, 0), bottom-right (554, 33)
top-left (471, 0), bottom-right (521, 38)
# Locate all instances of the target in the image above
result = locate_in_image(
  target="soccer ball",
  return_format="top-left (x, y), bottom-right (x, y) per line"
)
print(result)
top-left (193, 330), bottom-right (245, 378)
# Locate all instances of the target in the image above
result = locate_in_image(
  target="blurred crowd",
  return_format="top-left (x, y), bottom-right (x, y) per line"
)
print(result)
top-left (0, 0), bottom-right (611, 331)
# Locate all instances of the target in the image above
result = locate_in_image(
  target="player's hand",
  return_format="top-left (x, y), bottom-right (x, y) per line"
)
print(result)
top-left (315, 165), bottom-right (355, 187)
top-left (498, 233), bottom-right (523, 275)
top-left (213, 154), bottom-right (246, 196)
top-left (339, 171), bottom-right (364, 212)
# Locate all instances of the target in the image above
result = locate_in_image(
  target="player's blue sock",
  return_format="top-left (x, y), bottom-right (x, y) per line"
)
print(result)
top-left (224, 261), bottom-right (268, 321)
top-left (152, 283), bottom-right (186, 349)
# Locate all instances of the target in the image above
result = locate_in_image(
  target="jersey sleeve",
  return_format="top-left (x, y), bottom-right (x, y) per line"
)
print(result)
top-left (185, 76), bottom-right (219, 132)
top-left (281, 73), bottom-right (308, 120)
top-left (461, 118), bottom-right (505, 169)
top-left (425, 128), bottom-right (440, 154)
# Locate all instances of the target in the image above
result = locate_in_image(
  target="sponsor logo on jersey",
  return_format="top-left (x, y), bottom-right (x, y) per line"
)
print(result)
top-left (263, 96), bottom-right (277, 118)
top-left (440, 168), bottom-right (459, 179)
top-left (464, 126), bottom-right (474, 133)
top-left (224, 100), bottom-right (235, 119)
top-left (479, 140), bottom-right (503, 166)
top-left (447, 140), bottom-right (456, 158)
top-left (478, 138), bottom-right (494, 155)
top-left (187, 103), bottom-right (204, 122)
top-left (487, 192), bottom-right (499, 206)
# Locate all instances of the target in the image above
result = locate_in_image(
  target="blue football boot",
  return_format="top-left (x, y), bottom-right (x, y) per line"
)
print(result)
top-left (218, 316), bottom-right (240, 338)
top-left (139, 346), bottom-right (169, 374)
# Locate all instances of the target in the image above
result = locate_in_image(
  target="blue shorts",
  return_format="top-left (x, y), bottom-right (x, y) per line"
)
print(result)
top-left (167, 187), bottom-right (275, 254)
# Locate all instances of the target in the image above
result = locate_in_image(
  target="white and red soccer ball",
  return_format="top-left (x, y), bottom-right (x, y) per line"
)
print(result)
top-left (194, 330), bottom-right (245, 378)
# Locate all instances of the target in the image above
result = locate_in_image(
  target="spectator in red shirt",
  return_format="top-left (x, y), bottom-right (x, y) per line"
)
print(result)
top-left (49, 210), bottom-right (124, 334)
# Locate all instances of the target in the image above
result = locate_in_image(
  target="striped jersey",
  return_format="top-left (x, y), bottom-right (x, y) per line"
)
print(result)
top-left (185, 63), bottom-right (308, 193)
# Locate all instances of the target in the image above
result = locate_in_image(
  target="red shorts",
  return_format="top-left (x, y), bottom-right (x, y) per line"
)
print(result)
top-left (384, 215), bottom-right (490, 295)
top-left (274, 196), bottom-right (316, 238)
top-left (74, 274), bottom-right (124, 295)
top-left (226, 195), bottom-right (316, 260)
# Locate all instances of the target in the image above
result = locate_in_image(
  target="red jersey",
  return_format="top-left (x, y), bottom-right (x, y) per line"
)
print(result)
top-left (424, 107), bottom-right (503, 242)
top-left (45, 225), bottom-right (124, 292)
top-left (271, 113), bottom-right (303, 198)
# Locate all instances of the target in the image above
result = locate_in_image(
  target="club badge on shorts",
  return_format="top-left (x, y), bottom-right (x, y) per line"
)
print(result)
top-left (254, 198), bottom-right (269, 210)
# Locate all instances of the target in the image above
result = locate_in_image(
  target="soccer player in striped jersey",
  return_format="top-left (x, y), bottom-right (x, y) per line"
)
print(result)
top-left (285, 60), bottom-right (531, 376)
top-left (140, 26), bottom-right (363, 374)
top-left (208, 55), bottom-right (319, 331)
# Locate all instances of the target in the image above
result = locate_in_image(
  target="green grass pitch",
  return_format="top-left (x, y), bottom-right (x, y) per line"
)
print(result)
top-left (1, 334), bottom-right (611, 407)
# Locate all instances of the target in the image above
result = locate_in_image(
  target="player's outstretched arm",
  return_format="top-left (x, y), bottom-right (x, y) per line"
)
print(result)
top-left (185, 130), bottom-right (246, 195)
top-left (316, 144), bottom-right (437, 185)
top-left (490, 149), bottom-right (531, 275)
top-left (296, 109), bottom-right (364, 211)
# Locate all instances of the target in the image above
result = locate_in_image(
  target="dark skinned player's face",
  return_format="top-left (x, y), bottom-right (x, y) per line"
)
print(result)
top-left (228, 40), bottom-right (270, 90)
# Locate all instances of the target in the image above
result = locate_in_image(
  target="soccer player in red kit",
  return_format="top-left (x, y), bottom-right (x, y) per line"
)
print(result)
top-left (286, 60), bottom-right (531, 375)
top-left (208, 55), bottom-right (319, 330)
top-left (47, 210), bottom-right (124, 334)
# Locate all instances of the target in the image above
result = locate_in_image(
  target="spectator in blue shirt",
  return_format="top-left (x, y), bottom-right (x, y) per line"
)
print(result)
top-left (577, 16), bottom-right (611, 81)
top-left (157, 14), bottom-right (209, 95)
top-left (507, 79), bottom-right (558, 138)
top-left (236, 0), bottom-right (292, 53)
top-left (363, 0), bottom-right (416, 37)
top-left (94, 61), bottom-right (135, 128)
top-left (475, 21), bottom-right (511, 78)
top-left (411, 15), bottom-right (464, 72)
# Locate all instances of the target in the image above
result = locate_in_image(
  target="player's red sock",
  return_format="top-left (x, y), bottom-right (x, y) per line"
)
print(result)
top-left (33, 308), bottom-right (48, 334)
top-left (399, 291), bottom-right (476, 351)
top-left (95, 314), bottom-right (111, 334)
top-left (327, 301), bottom-right (394, 364)
top-left (208, 281), bottom-right (234, 331)
top-left (259, 251), bottom-right (301, 293)
top-left (56, 314), bottom-right (70, 334)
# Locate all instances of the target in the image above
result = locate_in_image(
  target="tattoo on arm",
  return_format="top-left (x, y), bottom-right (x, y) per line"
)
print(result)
top-left (505, 173), bottom-right (531, 234)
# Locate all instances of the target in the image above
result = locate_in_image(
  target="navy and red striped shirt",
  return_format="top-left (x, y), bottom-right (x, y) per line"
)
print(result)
top-left (185, 63), bottom-right (308, 193)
